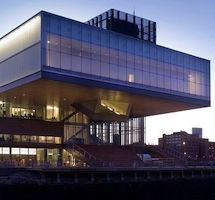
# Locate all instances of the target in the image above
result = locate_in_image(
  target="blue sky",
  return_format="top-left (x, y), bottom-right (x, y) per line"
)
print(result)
top-left (0, 0), bottom-right (214, 144)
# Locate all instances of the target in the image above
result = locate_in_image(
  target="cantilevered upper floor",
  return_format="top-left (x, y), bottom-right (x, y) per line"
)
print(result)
top-left (0, 10), bottom-right (210, 119)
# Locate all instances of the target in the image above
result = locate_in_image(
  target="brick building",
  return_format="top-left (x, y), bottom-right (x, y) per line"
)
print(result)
top-left (159, 131), bottom-right (209, 160)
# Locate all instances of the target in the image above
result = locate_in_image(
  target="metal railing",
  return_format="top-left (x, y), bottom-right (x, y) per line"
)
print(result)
top-left (66, 144), bottom-right (96, 161)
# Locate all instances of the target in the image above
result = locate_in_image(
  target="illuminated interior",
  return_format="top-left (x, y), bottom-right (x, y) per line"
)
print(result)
top-left (46, 105), bottom-right (59, 120)
top-left (100, 100), bottom-right (129, 115)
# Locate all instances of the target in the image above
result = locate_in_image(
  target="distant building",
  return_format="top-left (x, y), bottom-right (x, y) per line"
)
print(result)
top-left (159, 131), bottom-right (209, 160)
top-left (209, 142), bottom-right (215, 160)
top-left (192, 127), bottom-right (202, 138)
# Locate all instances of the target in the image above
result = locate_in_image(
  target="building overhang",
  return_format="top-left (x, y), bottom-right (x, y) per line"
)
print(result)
top-left (0, 71), bottom-right (210, 119)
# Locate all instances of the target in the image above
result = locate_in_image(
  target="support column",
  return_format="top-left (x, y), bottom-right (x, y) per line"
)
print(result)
top-left (9, 147), bottom-right (12, 164)
top-left (119, 122), bottom-right (122, 145)
top-left (125, 120), bottom-right (129, 145)
top-left (139, 117), bottom-right (145, 145)
top-left (107, 123), bottom-right (110, 144)
top-left (58, 148), bottom-right (63, 167)
top-left (44, 149), bottom-right (48, 164)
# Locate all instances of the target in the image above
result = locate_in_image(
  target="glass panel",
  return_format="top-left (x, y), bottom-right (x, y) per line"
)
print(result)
top-left (101, 32), bottom-right (109, 46)
top-left (127, 54), bottom-right (134, 68)
top-left (30, 136), bottom-right (37, 143)
top-left (142, 71), bottom-right (150, 85)
top-left (119, 38), bottom-right (126, 51)
top-left (46, 105), bottom-right (59, 120)
top-left (72, 56), bottom-right (81, 72)
top-left (48, 34), bottom-right (60, 51)
top-left (118, 52), bottom-right (126, 66)
top-left (110, 49), bottom-right (118, 65)
top-left (142, 58), bottom-right (149, 72)
top-left (4, 134), bottom-right (11, 142)
top-left (12, 148), bottom-right (19, 155)
top-left (135, 55), bottom-right (142, 69)
top-left (61, 53), bottom-right (71, 70)
top-left (20, 148), bottom-right (28, 155)
top-left (61, 20), bottom-right (72, 37)
top-left (110, 64), bottom-right (118, 79)
top-left (61, 37), bottom-right (72, 54)
top-left (82, 26), bottom-right (91, 42)
top-left (91, 60), bottom-right (100, 76)
top-left (47, 136), bottom-right (54, 143)
top-left (150, 73), bottom-right (157, 87)
top-left (118, 67), bottom-right (126, 81)
top-left (55, 137), bottom-right (62, 144)
top-left (164, 77), bottom-right (171, 90)
top-left (72, 39), bottom-right (82, 57)
top-left (39, 136), bottom-right (46, 143)
top-left (0, 135), bottom-right (3, 141)
top-left (82, 42), bottom-right (91, 58)
top-left (22, 135), bottom-right (30, 142)
top-left (150, 60), bottom-right (157, 73)
top-left (82, 58), bottom-right (91, 74)
top-left (101, 62), bottom-right (109, 78)
top-left (91, 28), bottom-right (100, 44)
top-left (91, 44), bottom-right (100, 61)
top-left (50, 17), bottom-right (60, 34)
top-left (127, 40), bottom-right (134, 54)
top-left (49, 50), bottom-right (60, 67)
top-left (110, 34), bottom-right (119, 50)
top-left (72, 22), bottom-right (82, 40)
top-left (119, 12), bottom-right (126, 20)
top-left (13, 135), bottom-right (21, 142)
top-left (2, 147), bottom-right (10, 155)
top-left (135, 69), bottom-right (142, 84)
top-left (127, 68), bottom-right (134, 82)
top-left (100, 46), bottom-right (109, 63)
top-left (29, 148), bottom-right (37, 155)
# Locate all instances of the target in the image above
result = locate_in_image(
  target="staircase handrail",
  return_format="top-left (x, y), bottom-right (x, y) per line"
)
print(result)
top-left (70, 144), bottom-right (96, 161)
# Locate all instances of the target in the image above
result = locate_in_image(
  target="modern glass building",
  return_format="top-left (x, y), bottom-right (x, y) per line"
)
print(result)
top-left (0, 9), bottom-right (210, 166)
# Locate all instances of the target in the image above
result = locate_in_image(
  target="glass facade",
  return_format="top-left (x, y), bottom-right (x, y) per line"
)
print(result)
top-left (0, 15), bottom-right (41, 87)
top-left (89, 118), bottom-right (145, 145)
top-left (41, 12), bottom-right (210, 101)
top-left (0, 147), bottom-right (61, 167)
top-left (0, 10), bottom-right (211, 166)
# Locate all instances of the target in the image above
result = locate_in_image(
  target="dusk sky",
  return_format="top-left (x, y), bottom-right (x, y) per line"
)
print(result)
top-left (1, 0), bottom-right (214, 144)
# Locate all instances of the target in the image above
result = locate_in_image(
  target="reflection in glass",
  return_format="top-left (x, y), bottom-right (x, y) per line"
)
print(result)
top-left (44, 31), bottom-right (209, 99)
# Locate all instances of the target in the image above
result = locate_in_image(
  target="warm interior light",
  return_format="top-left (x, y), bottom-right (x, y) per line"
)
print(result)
top-left (100, 100), bottom-right (128, 115)
top-left (46, 105), bottom-right (59, 110)
top-left (115, 111), bottom-right (121, 115)
top-left (46, 105), bottom-right (59, 120)
top-left (128, 74), bottom-right (134, 82)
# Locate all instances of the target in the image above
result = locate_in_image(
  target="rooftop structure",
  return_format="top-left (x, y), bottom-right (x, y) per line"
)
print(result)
top-left (192, 127), bottom-right (203, 138)
top-left (87, 9), bottom-right (156, 43)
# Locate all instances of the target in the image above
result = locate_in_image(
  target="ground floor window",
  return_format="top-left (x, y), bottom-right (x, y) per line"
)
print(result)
top-left (0, 147), bottom-right (62, 167)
